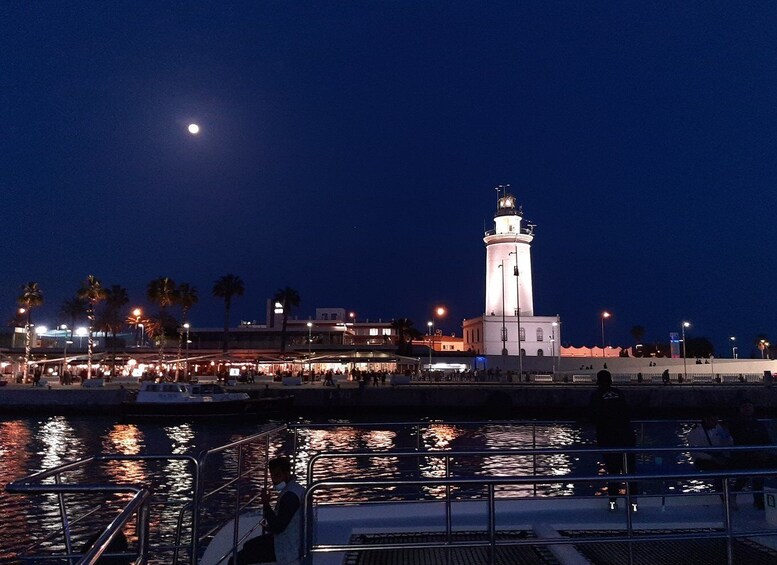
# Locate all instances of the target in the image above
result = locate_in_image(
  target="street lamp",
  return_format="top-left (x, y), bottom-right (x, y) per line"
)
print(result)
top-left (498, 261), bottom-right (508, 356)
top-left (63, 340), bottom-right (73, 380)
top-left (19, 308), bottom-right (30, 382)
top-left (183, 323), bottom-right (190, 379)
top-left (681, 321), bottom-right (691, 380)
top-left (132, 308), bottom-right (142, 347)
top-left (307, 321), bottom-right (313, 372)
top-left (427, 320), bottom-right (433, 369)
top-left (76, 326), bottom-right (88, 349)
top-left (509, 249), bottom-right (522, 378)
top-left (730, 336), bottom-right (737, 359)
top-left (600, 311), bottom-right (611, 358)
top-left (551, 321), bottom-right (558, 374)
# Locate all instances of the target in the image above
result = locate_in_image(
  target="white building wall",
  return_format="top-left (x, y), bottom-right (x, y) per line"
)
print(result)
top-left (484, 239), bottom-right (534, 317)
top-left (482, 315), bottom-right (560, 357)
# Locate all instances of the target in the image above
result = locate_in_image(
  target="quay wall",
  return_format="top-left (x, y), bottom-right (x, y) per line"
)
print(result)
top-left (0, 383), bottom-right (775, 418)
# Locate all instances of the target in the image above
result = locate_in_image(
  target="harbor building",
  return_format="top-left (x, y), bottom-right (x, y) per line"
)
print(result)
top-left (463, 189), bottom-right (561, 359)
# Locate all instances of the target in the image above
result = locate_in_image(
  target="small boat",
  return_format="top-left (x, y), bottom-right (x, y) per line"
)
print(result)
top-left (122, 382), bottom-right (291, 417)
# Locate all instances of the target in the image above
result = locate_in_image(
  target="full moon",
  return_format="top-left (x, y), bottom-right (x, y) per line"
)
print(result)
top-left (188, 123), bottom-right (200, 134)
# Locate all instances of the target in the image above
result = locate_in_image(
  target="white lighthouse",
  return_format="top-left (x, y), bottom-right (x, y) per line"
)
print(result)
top-left (463, 187), bottom-right (560, 363)
top-left (484, 191), bottom-right (534, 318)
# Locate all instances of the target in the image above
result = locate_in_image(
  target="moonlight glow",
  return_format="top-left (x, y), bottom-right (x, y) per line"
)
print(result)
top-left (188, 123), bottom-right (200, 134)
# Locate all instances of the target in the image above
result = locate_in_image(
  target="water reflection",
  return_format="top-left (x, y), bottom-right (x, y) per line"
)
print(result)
top-left (2, 416), bottom-right (763, 561)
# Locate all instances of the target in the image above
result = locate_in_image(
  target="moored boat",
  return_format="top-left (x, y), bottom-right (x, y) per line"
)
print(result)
top-left (122, 381), bottom-right (292, 417)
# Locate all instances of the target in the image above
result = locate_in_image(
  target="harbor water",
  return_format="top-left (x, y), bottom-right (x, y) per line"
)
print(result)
top-left (1, 414), bottom-right (775, 562)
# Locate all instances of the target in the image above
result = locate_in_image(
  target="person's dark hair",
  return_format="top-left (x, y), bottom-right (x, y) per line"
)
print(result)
top-left (268, 456), bottom-right (291, 474)
top-left (596, 370), bottom-right (612, 387)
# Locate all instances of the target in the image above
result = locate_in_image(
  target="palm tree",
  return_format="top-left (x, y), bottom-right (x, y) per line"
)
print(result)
top-left (212, 274), bottom-right (244, 353)
top-left (76, 275), bottom-right (106, 379)
top-left (390, 318), bottom-right (421, 356)
top-left (175, 283), bottom-right (198, 380)
top-left (101, 285), bottom-right (129, 377)
top-left (144, 311), bottom-right (179, 376)
top-left (60, 297), bottom-right (87, 340)
top-left (755, 334), bottom-right (770, 359)
top-left (147, 277), bottom-right (178, 373)
top-left (17, 282), bottom-right (43, 382)
top-left (273, 286), bottom-right (301, 354)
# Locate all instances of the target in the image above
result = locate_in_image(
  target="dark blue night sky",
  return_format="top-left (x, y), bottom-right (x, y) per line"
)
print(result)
top-left (2, 2), bottom-right (776, 354)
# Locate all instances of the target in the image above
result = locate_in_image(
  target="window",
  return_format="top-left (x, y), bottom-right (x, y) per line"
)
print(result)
top-left (322, 313), bottom-right (329, 320)
top-left (331, 313), bottom-right (338, 320)
top-left (537, 349), bottom-right (544, 357)
top-left (520, 327), bottom-right (525, 342)
top-left (369, 328), bottom-right (379, 336)
top-left (382, 328), bottom-right (392, 336)
top-left (536, 328), bottom-right (544, 342)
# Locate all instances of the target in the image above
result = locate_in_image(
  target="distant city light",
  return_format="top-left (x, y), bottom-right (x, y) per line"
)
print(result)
top-left (75, 327), bottom-right (88, 337)
top-left (35, 326), bottom-right (48, 335)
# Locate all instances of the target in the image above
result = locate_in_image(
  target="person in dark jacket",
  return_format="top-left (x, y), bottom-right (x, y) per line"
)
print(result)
top-left (727, 399), bottom-right (777, 510)
top-left (589, 370), bottom-right (637, 511)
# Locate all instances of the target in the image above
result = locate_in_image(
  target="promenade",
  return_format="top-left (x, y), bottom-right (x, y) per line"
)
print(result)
top-left (1, 377), bottom-right (776, 418)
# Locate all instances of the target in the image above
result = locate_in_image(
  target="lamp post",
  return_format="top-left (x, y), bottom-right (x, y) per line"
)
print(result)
top-left (509, 249), bottom-right (522, 378)
top-left (427, 320), bottom-right (433, 369)
top-left (600, 311), bottom-right (611, 358)
top-left (132, 308), bottom-right (142, 347)
top-left (307, 321), bottom-right (313, 373)
top-left (426, 307), bottom-right (446, 371)
top-left (551, 321), bottom-right (558, 374)
top-left (730, 336), bottom-right (737, 359)
top-left (681, 321), bottom-right (691, 381)
top-left (19, 308), bottom-right (30, 382)
top-left (498, 261), bottom-right (507, 356)
top-left (183, 323), bottom-right (190, 379)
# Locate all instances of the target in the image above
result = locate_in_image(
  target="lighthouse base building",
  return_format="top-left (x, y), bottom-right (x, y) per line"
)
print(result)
top-left (462, 189), bottom-right (561, 364)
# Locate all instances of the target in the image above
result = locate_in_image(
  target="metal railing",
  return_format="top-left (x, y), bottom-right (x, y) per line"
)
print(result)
top-left (302, 444), bottom-right (777, 565)
top-left (5, 425), bottom-right (288, 565)
top-left (6, 420), bottom-right (777, 564)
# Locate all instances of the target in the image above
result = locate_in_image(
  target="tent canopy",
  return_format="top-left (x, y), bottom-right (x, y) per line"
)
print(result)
top-left (305, 350), bottom-right (420, 363)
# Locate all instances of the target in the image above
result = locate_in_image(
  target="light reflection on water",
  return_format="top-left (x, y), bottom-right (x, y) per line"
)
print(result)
top-left (3, 416), bottom-right (771, 562)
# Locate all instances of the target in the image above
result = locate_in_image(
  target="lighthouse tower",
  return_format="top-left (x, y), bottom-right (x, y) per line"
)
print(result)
top-left (462, 187), bottom-right (560, 361)
top-left (484, 191), bottom-right (534, 317)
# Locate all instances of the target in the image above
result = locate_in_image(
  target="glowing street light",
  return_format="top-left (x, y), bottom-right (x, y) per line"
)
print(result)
top-left (681, 321), bottom-right (691, 380)
top-left (600, 311), bottom-right (611, 358)
top-left (183, 323), bottom-right (191, 379)
top-left (35, 325), bottom-right (48, 335)
top-left (75, 326), bottom-right (88, 349)
top-left (307, 321), bottom-right (313, 372)
top-left (132, 308), bottom-right (143, 347)
top-left (730, 336), bottom-right (737, 359)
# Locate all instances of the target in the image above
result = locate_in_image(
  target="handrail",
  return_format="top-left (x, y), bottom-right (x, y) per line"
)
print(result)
top-left (303, 467), bottom-right (777, 565)
top-left (6, 454), bottom-right (197, 564)
top-left (192, 424), bottom-right (286, 562)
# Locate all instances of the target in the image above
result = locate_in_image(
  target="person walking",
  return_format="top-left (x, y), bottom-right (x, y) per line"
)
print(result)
top-left (589, 370), bottom-right (638, 511)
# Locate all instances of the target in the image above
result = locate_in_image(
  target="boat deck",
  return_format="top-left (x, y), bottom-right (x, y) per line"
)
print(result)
top-left (309, 495), bottom-right (777, 565)
top-left (343, 530), bottom-right (777, 565)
